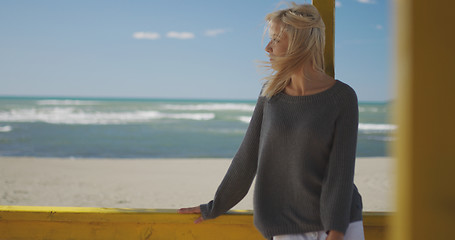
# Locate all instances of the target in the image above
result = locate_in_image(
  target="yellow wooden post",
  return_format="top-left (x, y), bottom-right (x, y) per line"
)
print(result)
top-left (313, 0), bottom-right (335, 77)
top-left (392, 0), bottom-right (455, 239)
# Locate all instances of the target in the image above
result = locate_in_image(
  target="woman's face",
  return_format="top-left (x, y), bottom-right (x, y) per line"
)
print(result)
top-left (265, 21), bottom-right (288, 59)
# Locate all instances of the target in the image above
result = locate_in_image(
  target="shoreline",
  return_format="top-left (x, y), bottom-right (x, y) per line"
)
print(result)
top-left (0, 156), bottom-right (395, 212)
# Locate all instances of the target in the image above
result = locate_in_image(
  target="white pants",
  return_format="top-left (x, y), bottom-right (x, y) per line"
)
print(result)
top-left (273, 221), bottom-right (365, 240)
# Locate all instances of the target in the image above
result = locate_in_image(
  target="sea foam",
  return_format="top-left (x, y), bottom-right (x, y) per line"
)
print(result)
top-left (358, 123), bottom-right (397, 133)
top-left (238, 116), bottom-right (252, 123)
top-left (36, 100), bottom-right (99, 106)
top-left (0, 108), bottom-right (215, 125)
top-left (163, 103), bottom-right (254, 112)
top-left (358, 106), bottom-right (386, 113)
top-left (0, 125), bottom-right (12, 132)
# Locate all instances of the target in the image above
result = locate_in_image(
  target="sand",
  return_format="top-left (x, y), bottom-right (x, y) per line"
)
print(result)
top-left (0, 157), bottom-right (395, 212)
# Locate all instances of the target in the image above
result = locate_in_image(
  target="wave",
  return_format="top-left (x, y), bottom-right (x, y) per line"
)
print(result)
top-left (359, 123), bottom-right (397, 133)
top-left (207, 128), bottom-right (246, 134)
top-left (238, 116), bottom-right (252, 123)
top-left (358, 106), bottom-right (388, 113)
top-left (0, 107), bottom-right (396, 131)
top-left (0, 125), bottom-right (12, 132)
top-left (0, 108), bottom-right (215, 124)
top-left (162, 103), bottom-right (254, 112)
top-left (365, 135), bottom-right (396, 141)
top-left (36, 100), bottom-right (99, 106)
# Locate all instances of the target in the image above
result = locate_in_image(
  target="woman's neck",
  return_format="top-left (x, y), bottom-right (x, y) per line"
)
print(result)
top-left (285, 66), bottom-right (335, 96)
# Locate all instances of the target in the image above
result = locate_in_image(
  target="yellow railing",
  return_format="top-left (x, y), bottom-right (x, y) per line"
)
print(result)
top-left (0, 206), bottom-right (389, 240)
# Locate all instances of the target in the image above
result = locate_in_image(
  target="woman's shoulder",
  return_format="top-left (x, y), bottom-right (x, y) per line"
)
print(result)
top-left (333, 80), bottom-right (358, 101)
top-left (332, 80), bottom-right (359, 113)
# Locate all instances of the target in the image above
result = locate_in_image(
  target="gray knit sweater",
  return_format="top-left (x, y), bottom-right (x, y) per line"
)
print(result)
top-left (200, 80), bottom-right (363, 239)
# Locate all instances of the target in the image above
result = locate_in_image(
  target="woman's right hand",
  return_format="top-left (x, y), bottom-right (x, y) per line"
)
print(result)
top-left (178, 206), bottom-right (204, 224)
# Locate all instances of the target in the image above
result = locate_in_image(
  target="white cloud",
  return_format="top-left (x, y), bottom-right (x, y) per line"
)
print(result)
top-left (376, 24), bottom-right (383, 30)
top-left (336, 1), bottom-right (342, 7)
top-left (132, 32), bottom-right (160, 40)
top-left (357, 0), bottom-right (376, 4)
top-left (204, 29), bottom-right (228, 37)
top-left (166, 31), bottom-right (195, 39)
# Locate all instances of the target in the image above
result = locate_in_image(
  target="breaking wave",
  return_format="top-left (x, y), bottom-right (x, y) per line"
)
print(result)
top-left (0, 108), bottom-right (215, 125)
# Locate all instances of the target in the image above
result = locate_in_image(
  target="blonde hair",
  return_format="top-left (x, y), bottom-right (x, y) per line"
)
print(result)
top-left (262, 3), bottom-right (326, 98)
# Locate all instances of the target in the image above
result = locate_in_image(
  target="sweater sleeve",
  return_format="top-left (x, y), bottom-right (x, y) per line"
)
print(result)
top-left (320, 88), bottom-right (359, 234)
top-left (200, 96), bottom-right (265, 220)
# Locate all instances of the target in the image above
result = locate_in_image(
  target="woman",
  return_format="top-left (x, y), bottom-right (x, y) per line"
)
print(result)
top-left (179, 3), bottom-right (364, 240)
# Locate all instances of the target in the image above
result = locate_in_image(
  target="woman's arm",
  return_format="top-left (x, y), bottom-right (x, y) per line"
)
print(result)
top-left (179, 95), bottom-right (266, 221)
top-left (320, 88), bottom-right (359, 234)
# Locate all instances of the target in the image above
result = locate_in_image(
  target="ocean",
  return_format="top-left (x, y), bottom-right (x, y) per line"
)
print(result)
top-left (0, 96), bottom-right (395, 158)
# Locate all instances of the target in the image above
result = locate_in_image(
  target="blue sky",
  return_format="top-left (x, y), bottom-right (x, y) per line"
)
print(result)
top-left (0, 0), bottom-right (391, 101)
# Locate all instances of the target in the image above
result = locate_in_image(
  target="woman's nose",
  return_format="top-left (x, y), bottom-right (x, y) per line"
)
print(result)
top-left (265, 42), bottom-right (272, 53)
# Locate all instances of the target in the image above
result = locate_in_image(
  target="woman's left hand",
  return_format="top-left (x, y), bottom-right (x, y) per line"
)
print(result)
top-left (178, 206), bottom-right (204, 224)
top-left (326, 230), bottom-right (344, 240)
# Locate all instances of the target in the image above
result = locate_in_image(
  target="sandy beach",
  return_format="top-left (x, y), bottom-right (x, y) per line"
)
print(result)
top-left (0, 157), bottom-right (394, 212)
